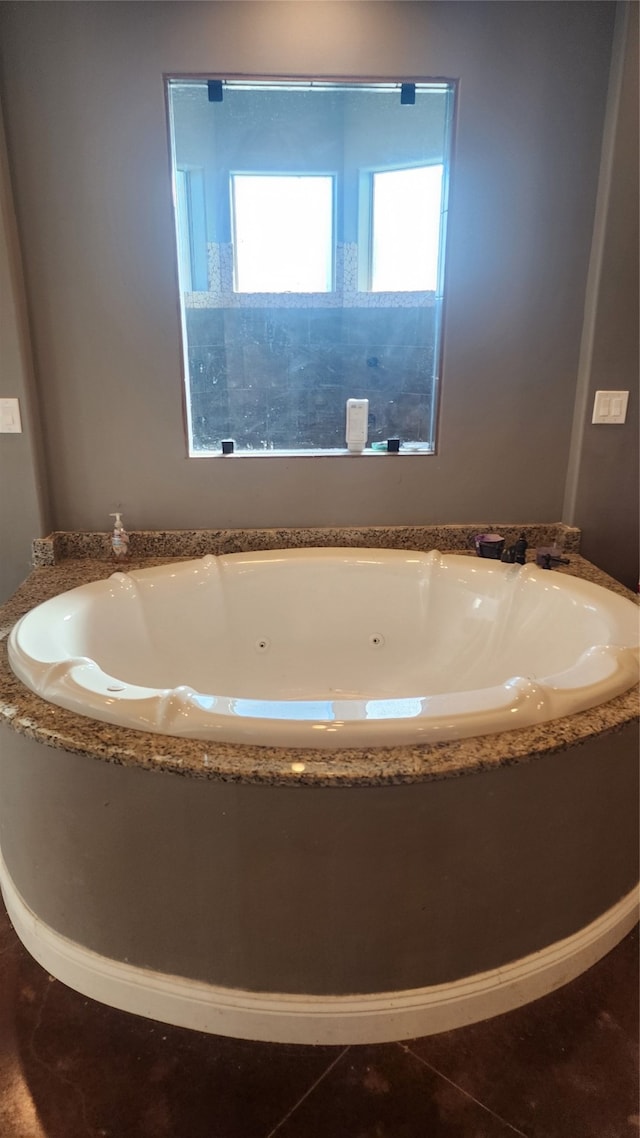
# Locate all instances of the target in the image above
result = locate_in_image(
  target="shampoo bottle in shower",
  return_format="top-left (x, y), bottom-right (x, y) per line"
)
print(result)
top-left (346, 398), bottom-right (369, 453)
top-left (109, 512), bottom-right (130, 560)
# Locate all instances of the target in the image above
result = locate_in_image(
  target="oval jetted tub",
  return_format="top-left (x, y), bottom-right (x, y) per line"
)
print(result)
top-left (7, 548), bottom-right (640, 747)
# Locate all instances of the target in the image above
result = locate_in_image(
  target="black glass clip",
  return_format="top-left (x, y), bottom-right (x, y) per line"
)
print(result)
top-left (400, 83), bottom-right (416, 105)
top-left (208, 80), bottom-right (224, 103)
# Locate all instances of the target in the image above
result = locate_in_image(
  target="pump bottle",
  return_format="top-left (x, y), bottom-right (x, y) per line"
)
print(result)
top-left (109, 512), bottom-right (130, 560)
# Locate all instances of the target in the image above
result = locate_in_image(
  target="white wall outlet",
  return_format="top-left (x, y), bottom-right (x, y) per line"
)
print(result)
top-left (0, 397), bottom-right (22, 433)
top-left (591, 390), bottom-right (629, 424)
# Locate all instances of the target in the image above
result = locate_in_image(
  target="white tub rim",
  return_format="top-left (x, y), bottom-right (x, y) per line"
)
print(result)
top-left (6, 547), bottom-right (639, 753)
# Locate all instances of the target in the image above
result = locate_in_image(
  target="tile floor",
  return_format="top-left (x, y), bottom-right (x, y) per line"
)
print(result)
top-left (0, 898), bottom-right (637, 1138)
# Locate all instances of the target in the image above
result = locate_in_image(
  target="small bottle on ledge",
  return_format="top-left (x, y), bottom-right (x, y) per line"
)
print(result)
top-left (109, 512), bottom-right (130, 560)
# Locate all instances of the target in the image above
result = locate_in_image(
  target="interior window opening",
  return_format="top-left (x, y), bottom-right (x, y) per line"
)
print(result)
top-left (167, 78), bottom-right (456, 455)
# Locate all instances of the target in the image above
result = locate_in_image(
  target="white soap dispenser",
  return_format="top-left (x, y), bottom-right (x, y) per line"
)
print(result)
top-left (109, 512), bottom-right (130, 560)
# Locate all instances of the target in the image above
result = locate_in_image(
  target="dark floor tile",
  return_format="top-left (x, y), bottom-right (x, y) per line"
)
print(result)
top-left (0, 924), bottom-right (50, 1138)
top-left (272, 1043), bottom-right (523, 1138)
top-left (0, 901), bottom-right (20, 959)
top-left (0, 906), bottom-right (342, 1138)
top-left (1, 888), bottom-right (638, 1138)
top-left (408, 926), bottom-right (640, 1138)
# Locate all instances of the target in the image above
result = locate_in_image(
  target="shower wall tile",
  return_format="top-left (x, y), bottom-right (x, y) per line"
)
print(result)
top-left (416, 306), bottom-right (437, 344)
top-left (185, 305), bottom-right (436, 451)
top-left (345, 308), bottom-right (419, 346)
top-left (185, 309), bottom-right (226, 347)
top-left (308, 309), bottom-right (346, 345)
top-left (188, 347), bottom-right (228, 394)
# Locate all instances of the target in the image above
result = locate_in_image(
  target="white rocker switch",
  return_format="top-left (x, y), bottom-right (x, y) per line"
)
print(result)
top-left (0, 397), bottom-right (22, 433)
top-left (592, 390), bottom-right (629, 424)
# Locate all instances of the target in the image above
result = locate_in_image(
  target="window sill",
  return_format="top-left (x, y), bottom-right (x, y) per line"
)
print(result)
top-left (188, 446), bottom-right (435, 459)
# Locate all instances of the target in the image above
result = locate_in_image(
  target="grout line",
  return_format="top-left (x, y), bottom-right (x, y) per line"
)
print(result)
top-left (398, 1043), bottom-right (530, 1137)
top-left (263, 1046), bottom-right (350, 1138)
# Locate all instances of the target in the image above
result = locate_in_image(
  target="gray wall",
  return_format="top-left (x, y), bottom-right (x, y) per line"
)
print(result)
top-left (0, 106), bottom-right (48, 601)
top-left (568, 2), bottom-right (639, 591)
top-left (0, 1), bottom-right (616, 540)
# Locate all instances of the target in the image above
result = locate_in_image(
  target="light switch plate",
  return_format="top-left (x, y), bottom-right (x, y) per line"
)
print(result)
top-left (0, 397), bottom-right (22, 433)
top-left (592, 390), bottom-right (629, 424)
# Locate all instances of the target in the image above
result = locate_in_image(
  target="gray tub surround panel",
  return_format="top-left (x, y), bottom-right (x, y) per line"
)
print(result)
top-left (31, 522), bottom-right (582, 568)
top-left (0, 722), bottom-right (637, 997)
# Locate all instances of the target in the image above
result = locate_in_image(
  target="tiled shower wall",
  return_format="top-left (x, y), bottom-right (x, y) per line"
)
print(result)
top-left (186, 305), bottom-right (436, 451)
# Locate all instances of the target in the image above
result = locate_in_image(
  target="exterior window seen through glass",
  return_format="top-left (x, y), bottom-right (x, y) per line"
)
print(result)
top-left (371, 165), bottom-right (444, 292)
top-left (231, 174), bottom-right (334, 293)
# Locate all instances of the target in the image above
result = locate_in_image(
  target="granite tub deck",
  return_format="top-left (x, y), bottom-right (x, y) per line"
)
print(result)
top-left (1, 525), bottom-right (638, 788)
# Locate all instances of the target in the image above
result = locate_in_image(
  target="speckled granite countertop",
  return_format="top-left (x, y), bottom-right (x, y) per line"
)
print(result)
top-left (1, 526), bottom-right (638, 787)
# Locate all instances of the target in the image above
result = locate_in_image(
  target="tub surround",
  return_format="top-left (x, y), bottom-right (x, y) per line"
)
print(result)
top-left (0, 524), bottom-right (638, 1043)
top-left (1, 525), bottom-right (637, 788)
top-left (0, 724), bottom-right (637, 1031)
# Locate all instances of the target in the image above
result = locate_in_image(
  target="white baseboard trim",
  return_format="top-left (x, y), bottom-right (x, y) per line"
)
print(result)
top-left (1, 855), bottom-right (637, 1045)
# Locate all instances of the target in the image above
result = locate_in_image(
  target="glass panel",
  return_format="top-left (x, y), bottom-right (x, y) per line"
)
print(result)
top-left (167, 79), bottom-right (456, 454)
top-left (175, 169), bottom-right (193, 292)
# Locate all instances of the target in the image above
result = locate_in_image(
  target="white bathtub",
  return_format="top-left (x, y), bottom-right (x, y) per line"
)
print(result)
top-left (8, 549), bottom-right (639, 748)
